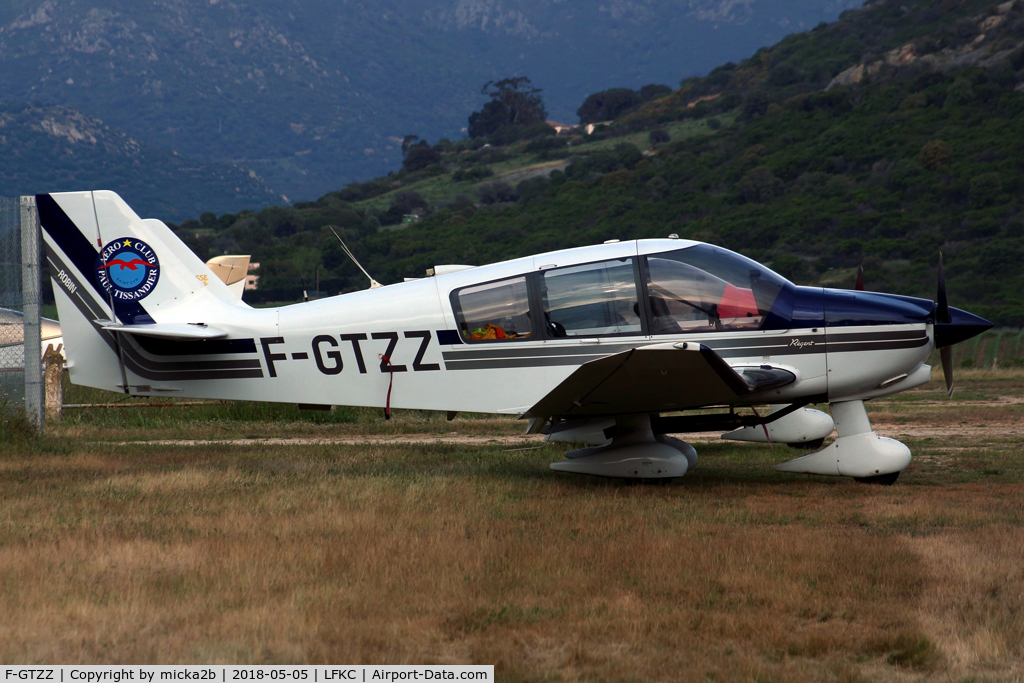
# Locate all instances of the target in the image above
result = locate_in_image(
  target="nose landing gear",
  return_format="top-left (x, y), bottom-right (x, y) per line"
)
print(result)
top-left (775, 399), bottom-right (910, 482)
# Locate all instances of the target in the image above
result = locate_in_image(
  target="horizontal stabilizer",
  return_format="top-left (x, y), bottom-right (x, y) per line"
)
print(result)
top-left (100, 323), bottom-right (228, 340)
top-left (525, 342), bottom-right (755, 420)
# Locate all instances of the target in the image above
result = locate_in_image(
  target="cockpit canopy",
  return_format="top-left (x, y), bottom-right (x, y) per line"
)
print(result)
top-left (645, 244), bottom-right (788, 333)
top-left (451, 243), bottom-right (790, 342)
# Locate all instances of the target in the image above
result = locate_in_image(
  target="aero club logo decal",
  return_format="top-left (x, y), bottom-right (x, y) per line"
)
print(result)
top-left (96, 238), bottom-right (160, 301)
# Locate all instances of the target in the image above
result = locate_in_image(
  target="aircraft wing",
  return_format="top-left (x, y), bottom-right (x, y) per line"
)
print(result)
top-left (525, 341), bottom-right (789, 419)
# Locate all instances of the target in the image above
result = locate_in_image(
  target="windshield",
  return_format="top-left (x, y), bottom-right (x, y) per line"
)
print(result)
top-left (644, 245), bottom-right (787, 334)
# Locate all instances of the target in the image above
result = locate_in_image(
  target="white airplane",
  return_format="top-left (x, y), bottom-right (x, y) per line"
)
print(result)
top-left (0, 308), bottom-right (64, 369)
top-left (38, 190), bottom-right (991, 484)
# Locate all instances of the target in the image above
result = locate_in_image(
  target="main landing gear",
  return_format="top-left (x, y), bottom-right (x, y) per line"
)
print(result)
top-left (545, 400), bottom-right (909, 484)
top-left (548, 415), bottom-right (696, 479)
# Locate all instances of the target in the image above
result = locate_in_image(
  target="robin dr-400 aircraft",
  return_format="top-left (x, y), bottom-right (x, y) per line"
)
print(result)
top-left (40, 190), bottom-right (992, 483)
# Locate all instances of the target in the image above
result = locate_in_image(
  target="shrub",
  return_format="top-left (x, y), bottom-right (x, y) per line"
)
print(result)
top-left (919, 140), bottom-right (950, 170)
top-left (648, 129), bottom-right (671, 146)
top-left (479, 182), bottom-right (518, 204)
top-left (524, 136), bottom-right (567, 153)
top-left (0, 404), bottom-right (37, 444)
top-left (737, 166), bottom-right (783, 203)
top-left (969, 172), bottom-right (1002, 207)
top-left (453, 167), bottom-right (494, 182)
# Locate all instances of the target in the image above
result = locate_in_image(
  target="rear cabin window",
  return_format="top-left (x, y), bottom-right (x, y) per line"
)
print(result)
top-left (453, 276), bottom-right (533, 342)
top-left (540, 258), bottom-right (642, 337)
top-left (644, 245), bottom-right (786, 334)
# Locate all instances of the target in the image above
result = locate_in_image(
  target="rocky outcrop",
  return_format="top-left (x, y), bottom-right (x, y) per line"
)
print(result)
top-left (826, 3), bottom-right (1023, 91)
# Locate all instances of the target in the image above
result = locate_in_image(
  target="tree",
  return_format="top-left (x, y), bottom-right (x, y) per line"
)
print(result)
top-left (401, 135), bottom-right (420, 156)
top-left (577, 88), bottom-right (640, 124)
top-left (737, 166), bottom-right (783, 203)
top-left (739, 91), bottom-right (770, 120)
top-left (478, 181), bottom-right (518, 204)
top-left (392, 191), bottom-right (428, 215)
top-left (638, 84), bottom-right (672, 102)
top-left (919, 140), bottom-right (950, 170)
top-left (402, 143), bottom-right (441, 172)
top-left (467, 77), bottom-right (547, 139)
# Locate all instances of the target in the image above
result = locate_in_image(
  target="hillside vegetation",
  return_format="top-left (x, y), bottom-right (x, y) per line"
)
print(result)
top-left (170, 0), bottom-right (1024, 327)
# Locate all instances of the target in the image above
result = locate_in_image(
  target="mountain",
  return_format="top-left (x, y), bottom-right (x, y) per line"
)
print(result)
top-left (0, 101), bottom-right (280, 218)
top-left (164, 0), bottom-right (1024, 329)
top-left (0, 0), bottom-right (863, 202)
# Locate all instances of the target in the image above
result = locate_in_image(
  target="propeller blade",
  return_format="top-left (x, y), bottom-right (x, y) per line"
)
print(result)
top-left (940, 345), bottom-right (954, 397)
top-left (936, 252), bottom-right (951, 324)
top-left (854, 265), bottom-right (864, 291)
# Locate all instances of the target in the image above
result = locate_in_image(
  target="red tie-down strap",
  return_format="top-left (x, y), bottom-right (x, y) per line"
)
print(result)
top-left (381, 355), bottom-right (394, 420)
top-left (750, 405), bottom-right (773, 450)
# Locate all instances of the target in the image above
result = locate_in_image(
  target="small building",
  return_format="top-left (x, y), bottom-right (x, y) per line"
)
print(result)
top-left (246, 261), bottom-right (260, 290)
top-left (547, 120), bottom-right (578, 135)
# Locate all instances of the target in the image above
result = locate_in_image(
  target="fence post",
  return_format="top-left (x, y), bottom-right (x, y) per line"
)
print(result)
top-left (20, 196), bottom-right (42, 429)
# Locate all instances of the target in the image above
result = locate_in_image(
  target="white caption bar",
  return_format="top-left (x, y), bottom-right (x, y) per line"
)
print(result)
top-left (2, 667), bottom-right (492, 683)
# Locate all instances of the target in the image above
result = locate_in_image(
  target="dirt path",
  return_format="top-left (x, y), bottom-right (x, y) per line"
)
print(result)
top-left (116, 434), bottom-right (550, 448)
top-left (112, 420), bottom-right (1021, 448)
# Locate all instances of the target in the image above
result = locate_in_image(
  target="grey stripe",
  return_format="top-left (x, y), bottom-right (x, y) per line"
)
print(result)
top-left (825, 337), bottom-right (929, 353)
top-left (45, 247), bottom-right (106, 321)
top-left (44, 247), bottom-right (119, 355)
top-left (121, 336), bottom-right (263, 374)
top-left (445, 336), bottom-right (927, 369)
top-left (442, 344), bottom-right (634, 360)
top-left (128, 335), bottom-right (262, 364)
top-left (827, 329), bottom-right (926, 342)
top-left (704, 334), bottom-right (826, 349)
top-left (445, 354), bottom-right (610, 370)
top-left (715, 346), bottom-right (826, 358)
top-left (442, 329), bottom-right (924, 365)
top-left (123, 353), bottom-right (265, 381)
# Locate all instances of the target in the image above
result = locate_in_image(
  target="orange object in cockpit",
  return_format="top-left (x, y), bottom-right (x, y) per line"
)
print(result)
top-left (718, 284), bottom-right (759, 319)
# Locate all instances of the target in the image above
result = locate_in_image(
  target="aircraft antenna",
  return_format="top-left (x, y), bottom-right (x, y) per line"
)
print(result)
top-left (328, 227), bottom-right (382, 289)
top-left (92, 191), bottom-right (131, 395)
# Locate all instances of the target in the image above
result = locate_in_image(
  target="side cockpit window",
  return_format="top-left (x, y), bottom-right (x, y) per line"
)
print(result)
top-left (644, 245), bottom-right (786, 334)
top-left (453, 276), bottom-right (533, 342)
top-left (541, 258), bottom-right (641, 337)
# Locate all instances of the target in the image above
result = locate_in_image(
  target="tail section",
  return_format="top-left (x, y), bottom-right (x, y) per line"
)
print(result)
top-left (38, 190), bottom-right (265, 393)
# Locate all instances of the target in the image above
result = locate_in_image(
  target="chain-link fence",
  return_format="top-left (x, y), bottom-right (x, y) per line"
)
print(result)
top-left (0, 197), bottom-right (25, 405)
top-left (0, 196), bottom-right (42, 425)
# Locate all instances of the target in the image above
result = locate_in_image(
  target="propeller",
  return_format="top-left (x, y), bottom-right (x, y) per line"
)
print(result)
top-left (940, 346), bottom-right (954, 397)
top-left (854, 265), bottom-right (864, 291)
top-left (936, 252), bottom-right (950, 325)
top-left (936, 252), bottom-right (954, 397)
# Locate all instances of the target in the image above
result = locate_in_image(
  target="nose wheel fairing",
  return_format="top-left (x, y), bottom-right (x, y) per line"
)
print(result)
top-left (775, 399), bottom-right (911, 478)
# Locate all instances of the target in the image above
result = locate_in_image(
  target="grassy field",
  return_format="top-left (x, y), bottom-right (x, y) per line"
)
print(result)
top-left (1, 370), bottom-right (1022, 680)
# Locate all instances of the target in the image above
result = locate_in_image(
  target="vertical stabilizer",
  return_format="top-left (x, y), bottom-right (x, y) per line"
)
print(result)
top-left (37, 190), bottom-right (251, 391)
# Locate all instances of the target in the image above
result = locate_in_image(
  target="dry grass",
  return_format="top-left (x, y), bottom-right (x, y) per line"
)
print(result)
top-left (1, 372), bottom-right (1024, 680)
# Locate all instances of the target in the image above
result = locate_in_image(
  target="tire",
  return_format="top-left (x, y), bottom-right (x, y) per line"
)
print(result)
top-left (854, 472), bottom-right (900, 486)
top-left (787, 438), bottom-right (825, 450)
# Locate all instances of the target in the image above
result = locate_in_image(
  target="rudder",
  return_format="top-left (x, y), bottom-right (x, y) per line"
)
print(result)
top-left (38, 190), bottom-right (243, 391)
